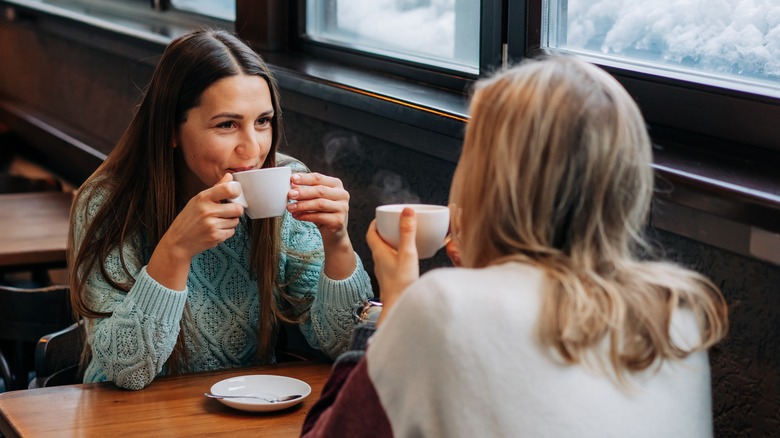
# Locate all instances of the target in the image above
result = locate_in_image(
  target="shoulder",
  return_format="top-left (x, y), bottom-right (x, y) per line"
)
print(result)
top-left (378, 262), bottom-right (544, 336)
top-left (405, 262), bottom-right (545, 308)
top-left (72, 176), bottom-right (114, 222)
top-left (373, 262), bottom-right (545, 351)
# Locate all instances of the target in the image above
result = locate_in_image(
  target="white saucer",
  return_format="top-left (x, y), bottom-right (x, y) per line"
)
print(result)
top-left (209, 375), bottom-right (312, 412)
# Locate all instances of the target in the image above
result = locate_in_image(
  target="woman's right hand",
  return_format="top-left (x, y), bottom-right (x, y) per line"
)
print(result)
top-left (366, 207), bottom-right (420, 326)
top-left (146, 173), bottom-right (244, 290)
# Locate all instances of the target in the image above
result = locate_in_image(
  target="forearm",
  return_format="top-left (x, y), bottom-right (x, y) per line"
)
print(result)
top-left (300, 256), bottom-right (374, 358)
top-left (281, 214), bottom-right (373, 357)
top-left (146, 234), bottom-right (192, 291)
top-left (86, 267), bottom-right (188, 389)
top-left (322, 235), bottom-right (357, 280)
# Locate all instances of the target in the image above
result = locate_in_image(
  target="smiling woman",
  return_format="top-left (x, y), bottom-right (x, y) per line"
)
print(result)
top-left (66, 28), bottom-right (374, 390)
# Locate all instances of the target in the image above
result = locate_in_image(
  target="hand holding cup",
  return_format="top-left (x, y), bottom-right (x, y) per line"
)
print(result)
top-left (228, 167), bottom-right (291, 219)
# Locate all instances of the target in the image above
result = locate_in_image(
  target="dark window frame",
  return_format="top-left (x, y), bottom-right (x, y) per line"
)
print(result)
top-left (282, 0), bottom-right (507, 94)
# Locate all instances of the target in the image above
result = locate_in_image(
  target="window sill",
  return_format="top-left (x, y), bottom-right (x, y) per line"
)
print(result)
top-left (2, 0), bottom-right (779, 264)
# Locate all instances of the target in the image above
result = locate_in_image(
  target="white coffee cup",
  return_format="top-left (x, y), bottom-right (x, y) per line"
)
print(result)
top-left (228, 167), bottom-right (292, 219)
top-left (375, 204), bottom-right (450, 259)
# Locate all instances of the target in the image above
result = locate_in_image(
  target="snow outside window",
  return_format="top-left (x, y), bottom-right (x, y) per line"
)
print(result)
top-left (544, 0), bottom-right (780, 92)
top-left (170, 0), bottom-right (235, 21)
top-left (306, 0), bottom-right (480, 75)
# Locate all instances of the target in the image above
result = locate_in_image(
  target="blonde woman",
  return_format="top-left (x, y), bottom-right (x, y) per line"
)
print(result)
top-left (301, 56), bottom-right (728, 437)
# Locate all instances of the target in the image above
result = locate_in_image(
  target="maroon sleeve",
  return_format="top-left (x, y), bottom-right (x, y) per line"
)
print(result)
top-left (301, 352), bottom-right (393, 437)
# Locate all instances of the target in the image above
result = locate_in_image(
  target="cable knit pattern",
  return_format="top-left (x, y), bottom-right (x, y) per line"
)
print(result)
top-left (73, 173), bottom-right (373, 390)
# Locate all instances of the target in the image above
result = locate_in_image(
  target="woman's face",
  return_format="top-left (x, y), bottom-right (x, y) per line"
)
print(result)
top-left (175, 73), bottom-right (274, 196)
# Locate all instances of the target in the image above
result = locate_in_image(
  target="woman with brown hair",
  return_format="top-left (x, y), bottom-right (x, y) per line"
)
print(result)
top-left (68, 29), bottom-right (373, 390)
top-left (302, 56), bottom-right (728, 437)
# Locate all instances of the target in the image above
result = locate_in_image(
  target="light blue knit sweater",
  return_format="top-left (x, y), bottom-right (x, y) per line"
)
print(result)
top-left (73, 179), bottom-right (373, 390)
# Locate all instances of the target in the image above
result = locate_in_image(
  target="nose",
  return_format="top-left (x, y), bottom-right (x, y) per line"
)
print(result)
top-left (236, 125), bottom-right (260, 159)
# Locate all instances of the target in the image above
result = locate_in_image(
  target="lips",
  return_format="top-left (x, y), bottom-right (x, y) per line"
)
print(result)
top-left (228, 166), bottom-right (256, 173)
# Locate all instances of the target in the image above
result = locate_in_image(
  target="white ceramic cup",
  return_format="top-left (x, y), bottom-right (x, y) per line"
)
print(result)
top-left (375, 204), bottom-right (450, 259)
top-left (228, 167), bottom-right (292, 219)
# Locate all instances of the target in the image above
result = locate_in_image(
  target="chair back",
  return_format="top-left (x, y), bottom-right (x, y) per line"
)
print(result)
top-left (0, 284), bottom-right (74, 390)
top-left (0, 284), bottom-right (73, 343)
top-left (29, 321), bottom-right (85, 388)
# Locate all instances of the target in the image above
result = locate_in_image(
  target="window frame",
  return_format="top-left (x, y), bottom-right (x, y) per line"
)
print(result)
top-left (283, 0), bottom-right (506, 94)
top-left (514, 0), bottom-right (780, 155)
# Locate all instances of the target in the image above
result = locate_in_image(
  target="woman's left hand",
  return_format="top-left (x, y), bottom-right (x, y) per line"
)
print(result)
top-left (288, 172), bottom-right (356, 279)
top-left (287, 172), bottom-right (350, 241)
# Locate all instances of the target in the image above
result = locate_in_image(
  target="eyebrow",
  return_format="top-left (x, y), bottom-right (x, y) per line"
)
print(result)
top-left (209, 109), bottom-right (274, 121)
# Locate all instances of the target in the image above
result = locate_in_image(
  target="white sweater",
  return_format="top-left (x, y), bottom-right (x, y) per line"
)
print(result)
top-left (366, 262), bottom-right (714, 438)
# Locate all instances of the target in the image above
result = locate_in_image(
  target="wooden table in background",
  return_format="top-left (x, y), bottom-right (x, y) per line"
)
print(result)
top-left (0, 361), bottom-right (332, 437)
top-left (0, 191), bottom-right (73, 270)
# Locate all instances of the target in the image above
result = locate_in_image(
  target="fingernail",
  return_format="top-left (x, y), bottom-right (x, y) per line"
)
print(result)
top-left (290, 189), bottom-right (299, 198)
top-left (292, 174), bottom-right (301, 182)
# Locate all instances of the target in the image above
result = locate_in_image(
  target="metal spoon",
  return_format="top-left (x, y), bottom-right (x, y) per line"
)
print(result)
top-left (204, 392), bottom-right (302, 403)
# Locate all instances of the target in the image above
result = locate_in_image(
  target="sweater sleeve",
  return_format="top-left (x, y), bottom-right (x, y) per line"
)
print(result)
top-left (73, 186), bottom-right (188, 390)
top-left (279, 212), bottom-right (374, 360)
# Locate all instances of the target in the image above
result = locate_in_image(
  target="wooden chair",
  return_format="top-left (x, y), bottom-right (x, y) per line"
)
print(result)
top-left (0, 284), bottom-right (74, 390)
top-left (29, 321), bottom-right (84, 388)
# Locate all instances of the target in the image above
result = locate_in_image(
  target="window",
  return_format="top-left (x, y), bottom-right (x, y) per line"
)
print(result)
top-left (304, 0), bottom-right (481, 75)
top-left (542, 0), bottom-right (780, 95)
top-left (170, 0), bottom-right (235, 21)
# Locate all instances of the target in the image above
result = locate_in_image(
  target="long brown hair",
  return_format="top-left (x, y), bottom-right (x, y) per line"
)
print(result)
top-left (450, 56), bottom-right (728, 381)
top-left (68, 29), bottom-right (296, 372)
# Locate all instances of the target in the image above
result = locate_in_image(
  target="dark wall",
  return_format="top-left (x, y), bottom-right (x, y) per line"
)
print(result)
top-left (0, 24), bottom-right (150, 155)
top-left (1, 20), bottom-right (778, 437)
top-left (654, 231), bottom-right (780, 437)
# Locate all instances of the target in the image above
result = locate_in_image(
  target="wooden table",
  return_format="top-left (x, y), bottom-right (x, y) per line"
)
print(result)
top-left (0, 191), bottom-right (73, 270)
top-left (0, 361), bottom-right (333, 437)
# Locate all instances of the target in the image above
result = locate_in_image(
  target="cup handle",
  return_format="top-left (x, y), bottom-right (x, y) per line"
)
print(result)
top-left (227, 181), bottom-right (248, 208)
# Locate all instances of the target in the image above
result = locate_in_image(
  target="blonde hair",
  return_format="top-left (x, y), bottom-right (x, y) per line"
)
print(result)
top-left (450, 56), bottom-right (727, 380)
